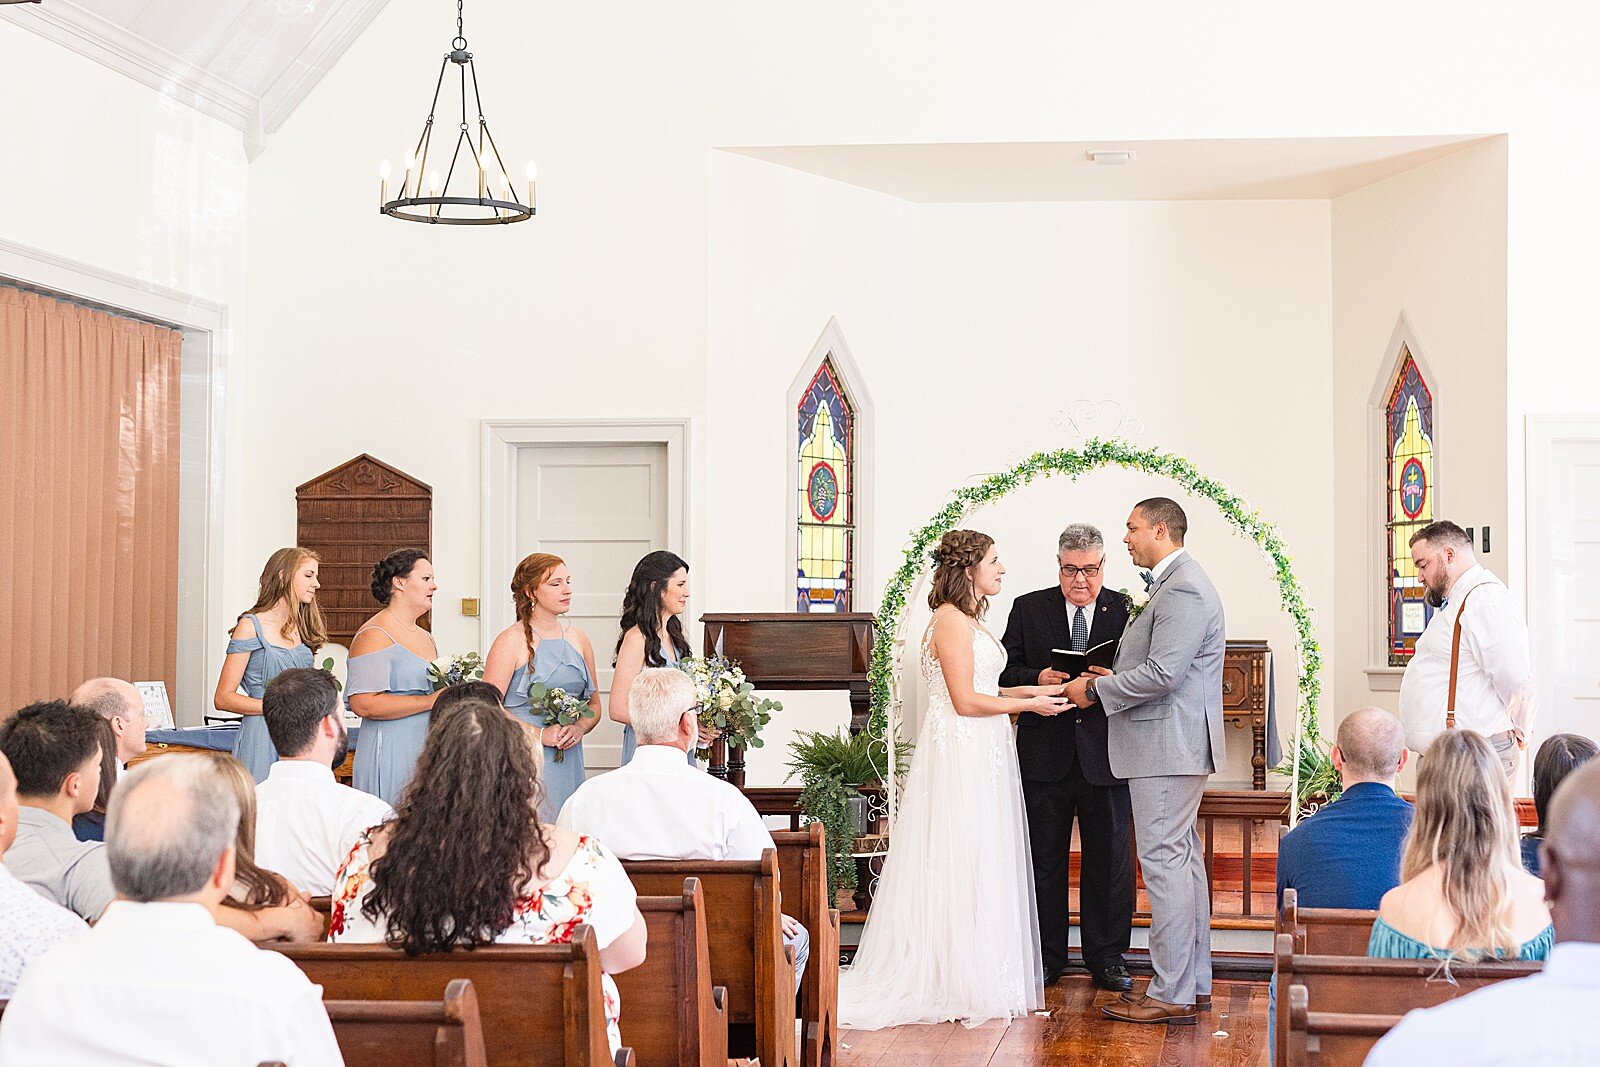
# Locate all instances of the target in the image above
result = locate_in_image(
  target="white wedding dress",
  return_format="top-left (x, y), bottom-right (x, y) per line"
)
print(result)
top-left (837, 618), bottom-right (1044, 1029)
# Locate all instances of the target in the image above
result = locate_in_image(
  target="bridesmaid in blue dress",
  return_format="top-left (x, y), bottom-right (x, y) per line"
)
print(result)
top-left (214, 547), bottom-right (327, 781)
top-left (609, 551), bottom-right (714, 766)
top-left (346, 549), bottom-right (440, 806)
top-left (485, 552), bottom-right (604, 821)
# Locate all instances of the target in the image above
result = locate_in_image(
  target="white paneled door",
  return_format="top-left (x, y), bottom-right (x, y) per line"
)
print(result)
top-left (1527, 417), bottom-right (1600, 768)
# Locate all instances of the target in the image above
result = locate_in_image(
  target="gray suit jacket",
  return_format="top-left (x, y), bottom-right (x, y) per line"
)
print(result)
top-left (1094, 552), bottom-right (1226, 779)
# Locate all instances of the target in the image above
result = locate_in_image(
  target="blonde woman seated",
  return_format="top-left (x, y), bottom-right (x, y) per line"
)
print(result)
top-left (1368, 729), bottom-right (1552, 962)
top-left (329, 689), bottom-right (646, 1056)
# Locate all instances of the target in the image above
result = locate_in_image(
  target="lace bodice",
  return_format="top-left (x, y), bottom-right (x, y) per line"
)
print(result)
top-left (921, 617), bottom-right (1005, 712)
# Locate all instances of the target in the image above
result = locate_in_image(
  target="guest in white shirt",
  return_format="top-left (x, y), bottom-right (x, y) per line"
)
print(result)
top-left (68, 677), bottom-right (149, 772)
top-left (559, 667), bottom-right (810, 986)
top-left (1398, 520), bottom-right (1534, 778)
top-left (0, 701), bottom-right (116, 921)
top-left (0, 751), bottom-right (88, 998)
top-left (0, 753), bottom-right (344, 1066)
top-left (1367, 758), bottom-right (1600, 1065)
top-left (256, 667), bottom-right (391, 894)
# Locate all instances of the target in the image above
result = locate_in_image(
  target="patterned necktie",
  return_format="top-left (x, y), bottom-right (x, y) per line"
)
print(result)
top-left (1070, 605), bottom-right (1088, 652)
top-left (1140, 569), bottom-right (1156, 592)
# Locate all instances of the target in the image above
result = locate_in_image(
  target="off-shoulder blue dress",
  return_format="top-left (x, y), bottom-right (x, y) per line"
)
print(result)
top-left (226, 613), bottom-right (313, 781)
top-left (346, 626), bottom-right (436, 806)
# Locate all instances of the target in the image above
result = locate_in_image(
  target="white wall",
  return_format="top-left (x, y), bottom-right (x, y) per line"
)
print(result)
top-left (1330, 139), bottom-right (1509, 745)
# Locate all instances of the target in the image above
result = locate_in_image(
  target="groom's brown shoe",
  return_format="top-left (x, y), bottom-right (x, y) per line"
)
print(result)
top-left (1119, 991), bottom-right (1211, 1010)
top-left (1101, 995), bottom-right (1198, 1025)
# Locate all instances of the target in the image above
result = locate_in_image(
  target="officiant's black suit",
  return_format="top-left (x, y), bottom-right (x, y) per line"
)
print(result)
top-left (1000, 584), bottom-right (1135, 978)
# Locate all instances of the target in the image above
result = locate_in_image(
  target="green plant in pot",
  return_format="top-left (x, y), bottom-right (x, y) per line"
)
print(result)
top-left (786, 727), bottom-right (910, 901)
top-left (1280, 735), bottom-right (1341, 817)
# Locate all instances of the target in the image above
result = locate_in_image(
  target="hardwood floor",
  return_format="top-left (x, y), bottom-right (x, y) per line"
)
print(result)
top-left (838, 975), bottom-right (1270, 1066)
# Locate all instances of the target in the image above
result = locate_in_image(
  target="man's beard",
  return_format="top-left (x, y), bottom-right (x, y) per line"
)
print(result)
top-left (1423, 573), bottom-right (1449, 608)
top-left (330, 719), bottom-right (350, 769)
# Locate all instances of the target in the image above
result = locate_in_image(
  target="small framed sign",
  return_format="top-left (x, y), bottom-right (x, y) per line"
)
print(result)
top-left (134, 681), bottom-right (176, 731)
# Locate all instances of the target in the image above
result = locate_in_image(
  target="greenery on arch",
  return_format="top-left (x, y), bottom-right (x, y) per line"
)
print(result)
top-left (867, 437), bottom-right (1328, 802)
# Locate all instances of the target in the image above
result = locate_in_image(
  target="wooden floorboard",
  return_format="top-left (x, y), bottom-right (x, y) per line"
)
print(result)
top-left (839, 975), bottom-right (1269, 1067)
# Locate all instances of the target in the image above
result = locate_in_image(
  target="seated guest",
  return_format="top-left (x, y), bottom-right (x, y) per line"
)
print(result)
top-left (559, 667), bottom-right (811, 988)
top-left (201, 752), bottom-right (323, 942)
top-left (71, 718), bottom-right (119, 842)
top-left (1277, 707), bottom-right (1413, 909)
top-left (68, 676), bottom-right (149, 772)
top-left (0, 754), bottom-right (343, 1066)
top-left (255, 667), bottom-right (391, 895)
top-left (0, 702), bottom-right (115, 921)
top-left (0, 752), bottom-right (88, 998)
top-left (1523, 733), bottom-right (1598, 875)
top-left (1367, 758), bottom-right (1600, 1064)
top-left (330, 692), bottom-right (645, 1057)
top-left (1369, 729), bottom-right (1552, 962)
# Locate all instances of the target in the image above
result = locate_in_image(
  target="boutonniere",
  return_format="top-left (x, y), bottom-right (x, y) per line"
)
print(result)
top-left (1120, 588), bottom-right (1150, 622)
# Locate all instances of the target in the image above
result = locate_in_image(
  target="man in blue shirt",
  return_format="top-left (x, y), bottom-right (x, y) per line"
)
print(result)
top-left (1277, 706), bottom-right (1413, 910)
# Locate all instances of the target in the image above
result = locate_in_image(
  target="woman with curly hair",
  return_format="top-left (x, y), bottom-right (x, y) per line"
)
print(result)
top-left (839, 529), bottom-right (1071, 1030)
top-left (329, 685), bottom-right (646, 1054)
top-left (608, 550), bottom-right (714, 766)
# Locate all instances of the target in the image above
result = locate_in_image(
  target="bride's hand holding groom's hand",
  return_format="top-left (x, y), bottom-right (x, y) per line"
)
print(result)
top-left (1063, 666), bottom-right (1113, 709)
top-left (1022, 691), bottom-right (1073, 715)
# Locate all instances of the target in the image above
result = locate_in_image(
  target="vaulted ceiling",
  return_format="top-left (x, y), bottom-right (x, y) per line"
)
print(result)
top-left (3, 0), bottom-right (392, 149)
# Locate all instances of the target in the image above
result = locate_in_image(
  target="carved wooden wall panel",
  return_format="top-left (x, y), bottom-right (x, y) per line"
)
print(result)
top-left (296, 455), bottom-right (432, 646)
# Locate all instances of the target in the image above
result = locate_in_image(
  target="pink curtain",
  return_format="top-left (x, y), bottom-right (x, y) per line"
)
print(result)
top-left (0, 287), bottom-right (182, 715)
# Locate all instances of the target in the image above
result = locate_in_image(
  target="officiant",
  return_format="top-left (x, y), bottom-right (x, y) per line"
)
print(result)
top-left (999, 522), bottom-right (1135, 992)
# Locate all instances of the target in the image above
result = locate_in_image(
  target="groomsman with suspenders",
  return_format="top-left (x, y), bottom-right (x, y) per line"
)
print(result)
top-left (1000, 522), bottom-right (1135, 994)
top-left (1398, 520), bottom-right (1535, 779)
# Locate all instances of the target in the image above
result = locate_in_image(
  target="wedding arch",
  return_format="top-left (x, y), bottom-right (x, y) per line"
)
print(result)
top-left (866, 436), bottom-right (1325, 825)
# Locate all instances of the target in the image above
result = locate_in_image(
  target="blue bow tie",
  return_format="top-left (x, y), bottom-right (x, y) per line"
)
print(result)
top-left (1140, 570), bottom-right (1155, 591)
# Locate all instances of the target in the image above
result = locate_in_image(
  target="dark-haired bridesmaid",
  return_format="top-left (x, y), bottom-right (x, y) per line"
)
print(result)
top-left (215, 547), bottom-right (326, 781)
top-left (346, 549), bottom-right (440, 805)
top-left (609, 550), bottom-right (713, 766)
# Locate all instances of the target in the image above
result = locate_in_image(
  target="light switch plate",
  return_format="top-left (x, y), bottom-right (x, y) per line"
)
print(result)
top-left (460, 597), bottom-right (480, 617)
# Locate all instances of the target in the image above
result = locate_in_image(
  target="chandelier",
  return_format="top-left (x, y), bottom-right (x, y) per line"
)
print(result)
top-left (379, 0), bottom-right (535, 225)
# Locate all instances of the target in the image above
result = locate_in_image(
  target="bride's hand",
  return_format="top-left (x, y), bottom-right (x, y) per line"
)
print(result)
top-left (1025, 693), bottom-right (1072, 716)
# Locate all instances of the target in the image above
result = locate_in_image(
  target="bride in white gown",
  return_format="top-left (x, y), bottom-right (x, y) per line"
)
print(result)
top-left (839, 529), bottom-right (1072, 1029)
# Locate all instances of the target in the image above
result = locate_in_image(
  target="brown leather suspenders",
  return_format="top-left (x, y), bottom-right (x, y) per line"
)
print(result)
top-left (1445, 584), bottom-right (1481, 730)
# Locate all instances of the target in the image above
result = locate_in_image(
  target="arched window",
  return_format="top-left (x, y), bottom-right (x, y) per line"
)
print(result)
top-left (1384, 346), bottom-right (1435, 665)
top-left (796, 358), bottom-right (856, 612)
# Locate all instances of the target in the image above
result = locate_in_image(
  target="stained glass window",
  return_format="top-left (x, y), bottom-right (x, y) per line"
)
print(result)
top-left (797, 357), bottom-right (855, 612)
top-left (1385, 348), bottom-right (1435, 665)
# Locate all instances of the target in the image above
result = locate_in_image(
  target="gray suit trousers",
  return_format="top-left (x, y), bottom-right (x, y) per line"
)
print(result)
top-left (1126, 773), bottom-right (1211, 1005)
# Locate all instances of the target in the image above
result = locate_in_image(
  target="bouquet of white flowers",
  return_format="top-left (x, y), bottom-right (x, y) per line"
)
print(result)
top-left (427, 651), bottom-right (485, 692)
top-left (676, 655), bottom-right (781, 759)
top-left (527, 682), bottom-right (595, 762)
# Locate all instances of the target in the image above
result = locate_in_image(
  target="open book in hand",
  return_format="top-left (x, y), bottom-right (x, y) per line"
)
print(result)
top-left (1051, 639), bottom-right (1118, 676)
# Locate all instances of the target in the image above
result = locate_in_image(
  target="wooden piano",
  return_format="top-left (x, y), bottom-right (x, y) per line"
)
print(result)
top-left (700, 612), bottom-right (875, 788)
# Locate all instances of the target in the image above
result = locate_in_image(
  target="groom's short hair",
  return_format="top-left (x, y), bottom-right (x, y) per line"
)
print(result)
top-left (1057, 524), bottom-right (1103, 553)
top-left (1135, 497), bottom-right (1188, 544)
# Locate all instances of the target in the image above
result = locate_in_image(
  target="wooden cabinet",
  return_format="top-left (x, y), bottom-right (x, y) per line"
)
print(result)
top-left (296, 455), bottom-right (432, 646)
top-left (1223, 639), bottom-right (1270, 790)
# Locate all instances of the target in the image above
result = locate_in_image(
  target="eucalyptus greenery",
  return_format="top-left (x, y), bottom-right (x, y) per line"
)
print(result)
top-left (866, 437), bottom-right (1327, 810)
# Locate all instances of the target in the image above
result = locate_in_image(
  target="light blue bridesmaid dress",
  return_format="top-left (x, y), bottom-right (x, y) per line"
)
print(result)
top-left (619, 639), bottom-right (695, 768)
top-left (345, 626), bottom-right (437, 806)
top-left (226, 614), bottom-right (313, 782)
top-left (504, 620), bottom-right (596, 821)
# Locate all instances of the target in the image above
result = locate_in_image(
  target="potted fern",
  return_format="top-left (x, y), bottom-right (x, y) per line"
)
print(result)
top-left (786, 728), bottom-right (910, 904)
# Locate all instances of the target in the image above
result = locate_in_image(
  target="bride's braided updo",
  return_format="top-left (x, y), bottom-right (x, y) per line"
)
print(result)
top-left (928, 529), bottom-right (996, 618)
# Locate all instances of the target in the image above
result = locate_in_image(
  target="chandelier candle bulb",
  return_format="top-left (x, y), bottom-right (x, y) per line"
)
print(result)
top-left (526, 161), bottom-right (537, 210)
top-left (379, 159), bottom-right (390, 206)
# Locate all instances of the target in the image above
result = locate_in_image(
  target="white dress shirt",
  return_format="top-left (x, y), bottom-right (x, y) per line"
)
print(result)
top-left (1398, 564), bottom-right (1535, 752)
top-left (0, 863), bottom-right (88, 998)
top-left (255, 760), bottom-right (393, 895)
top-left (1366, 941), bottom-right (1600, 1066)
top-left (0, 900), bottom-right (344, 1066)
top-left (557, 744), bottom-right (775, 861)
top-left (1148, 547), bottom-right (1187, 586)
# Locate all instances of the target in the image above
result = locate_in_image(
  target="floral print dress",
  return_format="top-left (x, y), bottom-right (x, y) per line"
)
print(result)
top-left (328, 832), bottom-right (637, 1054)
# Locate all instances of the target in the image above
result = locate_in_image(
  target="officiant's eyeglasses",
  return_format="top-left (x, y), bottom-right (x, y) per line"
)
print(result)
top-left (1059, 560), bottom-right (1104, 579)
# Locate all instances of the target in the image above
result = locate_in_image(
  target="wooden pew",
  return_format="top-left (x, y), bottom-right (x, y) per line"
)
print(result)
top-left (325, 977), bottom-right (489, 1067)
top-left (1273, 934), bottom-right (1540, 1067)
top-left (616, 878), bottom-right (734, 1067)
top-left (274, 925), bottom-right (635, 1067)
top-left (1278, 888), bottom-right (1380, 957)
top-left (623, 850), bottom-right (798, 1067)
top-left (771, 824), bottom-right (839, 1067)
top-left (1284, 984), bottom-right (1401, 1066)
top-left (309, 894), bottom-right (333, 939)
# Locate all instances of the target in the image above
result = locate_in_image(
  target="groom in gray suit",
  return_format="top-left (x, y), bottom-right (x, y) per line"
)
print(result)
top-left (1064, 497), bottom-right (1226, 1025)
